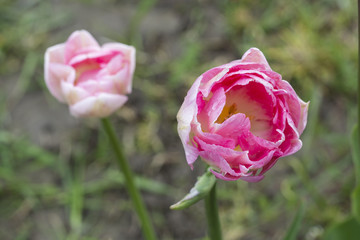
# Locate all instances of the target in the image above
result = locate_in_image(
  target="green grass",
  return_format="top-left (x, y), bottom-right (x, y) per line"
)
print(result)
top-left (0, 0), bottom-right (357, 239)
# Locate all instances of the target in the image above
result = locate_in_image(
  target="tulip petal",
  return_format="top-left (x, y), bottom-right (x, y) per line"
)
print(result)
top-left (194, 137), bottom-right (254, 167)
top-left (197, 87), bottom-right (226, 131)
top-left (103, 43), bottom-right (136, 93)
top-left (210, 170), bottom-right (241, 181)
top-left (276, 79), bottom-right (307, 129)
top-left (104, 56), bottom-right (133, 94)
top-left (298, 100), bottom-right (310, 135)
top-left (214, 113), bottom-right (250, 138)
top-left (45, 63), bottom-right (75, 102)
top-left (61, 81), bottom-right (90, 105)
top-left (44, 44), bottom-right (67, 101)
top-left (77, 78), bottom-right (118, 95)
top-left (69, 48), bottom-right (116, 67)
top-left (239, 175), bottom-right (265, 182)
top-left (199, 67), bottom-right (229, 98)
top-left (210, 169), bottom-right (264, 182)
top-left (177, 76), bottom-right (203, 166)
top-left (199, 150), bottom-right (240, 177)
top-left (193, 128), bottom-right (236, 149)
top-left (69, 93), bottom-right (127, 118)
top-left (45, 44), bottom-right (66, 64)
top-left (278, 117), bottom-right (303, 156)
top-left (240, 48), bottom-right (272, 70)
top-left (64, 30), bottom-right (100, 64)
top-left (223, 70), bottom-right (274, 91)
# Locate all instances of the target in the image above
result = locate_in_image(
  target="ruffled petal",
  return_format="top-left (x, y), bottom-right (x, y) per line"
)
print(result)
top-left (193, 129), bottom-right (236, 149)
top-left (210, 169), bottom-right (264, 182)
top-left (276, 79), bottom-right (308, 130)
top-left (197, 87), bottom-right (226, 131)
top-left (177, 76), bottom-right (202, 166)
top-left (214, 113), bottom-right (250, 138)
top-left (198, 67), bottom-right (229, 98)
top-left (278, 117), bottom-right (303, 156)
top-left (194, 137), bottom-right (254, 167)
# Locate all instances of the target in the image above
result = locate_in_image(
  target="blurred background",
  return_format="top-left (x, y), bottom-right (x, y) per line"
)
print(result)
top-left (0, 0), bottom-right (358, 239)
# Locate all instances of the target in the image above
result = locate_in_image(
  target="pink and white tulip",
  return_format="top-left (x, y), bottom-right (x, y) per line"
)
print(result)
top-left (44, 30), bottom-right (135, 118)
top-left (177, 48), bottom-right (309, 182)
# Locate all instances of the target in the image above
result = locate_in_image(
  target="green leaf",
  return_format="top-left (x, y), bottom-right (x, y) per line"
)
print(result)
top-left (352, 184), bottom-right (360, 223)
top-left (282, 201), bottom-right (305, 240)
top-left (351, 125), bottom-right (360, 185)
top-left (323, 217), bottom-right (360, 240)
top-left (170, 169), bottom-right (216, 210)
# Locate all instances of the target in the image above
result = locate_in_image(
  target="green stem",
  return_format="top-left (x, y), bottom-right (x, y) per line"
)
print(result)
top-left (358, 0), bottom-right (360, 140)
top-left (204, 183), bottom-right (222, 240)
top-left (101, 118), bottom-right (157, 240)
top-left (69, 155), bottom-right (84, 235)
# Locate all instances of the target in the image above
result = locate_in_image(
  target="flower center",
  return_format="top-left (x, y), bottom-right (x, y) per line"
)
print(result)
top-left (74, 62), bottom-right (101, 85)
top-left (214, 83), bottom-right (273, 139)
top-left (216, 103), bottom-right (256, 124)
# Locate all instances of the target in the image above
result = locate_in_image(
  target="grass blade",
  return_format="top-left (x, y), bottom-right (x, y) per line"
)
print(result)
top-left (283, 201), bottom-right (305, 240)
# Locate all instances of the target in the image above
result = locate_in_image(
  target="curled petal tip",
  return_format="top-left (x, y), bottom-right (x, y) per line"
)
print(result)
top-left (240, 47), bottom-right (271, 70)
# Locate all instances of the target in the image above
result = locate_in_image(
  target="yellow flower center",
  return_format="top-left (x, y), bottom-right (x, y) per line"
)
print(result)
top-left (216, 103), bottom-right (255, 124)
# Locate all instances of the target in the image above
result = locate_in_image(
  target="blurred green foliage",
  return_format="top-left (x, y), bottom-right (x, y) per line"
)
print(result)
top-left (0, 0), bottom-right (358, 239)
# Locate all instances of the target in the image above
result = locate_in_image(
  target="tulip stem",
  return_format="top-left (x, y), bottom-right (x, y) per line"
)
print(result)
top-left (204, 182), bottom-right (222, 240)
top-left (358, 0), bottom-right (360, 138)
top-left (101, 118), bottom-right (157, 240)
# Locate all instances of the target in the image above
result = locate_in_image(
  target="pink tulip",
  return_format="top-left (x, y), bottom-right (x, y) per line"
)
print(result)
top-left (177, 48), bottom-right (309, 182)
top-left (44, 30), bottom-right (135, 118)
